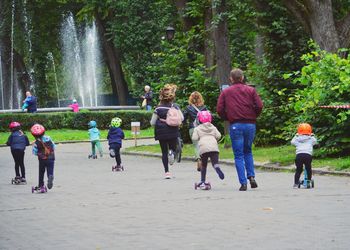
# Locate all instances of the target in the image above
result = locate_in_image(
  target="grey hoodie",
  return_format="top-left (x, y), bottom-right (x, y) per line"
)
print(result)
top-left (291, 134), bottom-right (317, 155)
top-left (192, 123), bottom-right (221, 155)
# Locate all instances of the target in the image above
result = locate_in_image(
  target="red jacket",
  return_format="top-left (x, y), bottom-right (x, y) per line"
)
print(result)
top-left (216, 83), bottom-right (263, 124)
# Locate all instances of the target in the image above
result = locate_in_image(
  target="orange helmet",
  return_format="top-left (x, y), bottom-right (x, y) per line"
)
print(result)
top-left (297, 123), bottom-right (312, 135)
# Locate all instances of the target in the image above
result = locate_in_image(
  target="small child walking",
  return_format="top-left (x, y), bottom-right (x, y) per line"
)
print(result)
top-left (291, 123), bottom-right (317, 188)
top-left (192, 111), bottom-right (224, 189)
top-left (108, 117), bottom-right (125, 170)
top-left (88, 120), bottom-right (103, 159)
top-left (31, 124), bottom-right (55, 191)
top-left (6, 122), bottom-right (30, 184)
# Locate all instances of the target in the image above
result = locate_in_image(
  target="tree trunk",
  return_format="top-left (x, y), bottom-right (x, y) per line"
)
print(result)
top-left (95, 14), bottom-right (129, 105)
top-left (212, 0), bottom-right (231, 86)
top-left (282, 0), bottom-right (350, 52)
top-left (203, 5), bottom-right (216, 76)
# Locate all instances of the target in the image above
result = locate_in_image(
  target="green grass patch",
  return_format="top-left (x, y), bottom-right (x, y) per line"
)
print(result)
top-left (126, 143), bottom-right (350, 171)
top-left (0, 128), bottom-right (154, 144)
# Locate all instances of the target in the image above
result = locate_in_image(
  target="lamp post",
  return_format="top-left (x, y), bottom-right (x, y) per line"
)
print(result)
top-left (165, 26), bottom-right (175, 41)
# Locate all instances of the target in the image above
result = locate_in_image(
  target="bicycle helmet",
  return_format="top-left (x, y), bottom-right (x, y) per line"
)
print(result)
top-left (88, 120), bottom-right (97, 128)
top-left (31, 124), bottom-right (45, 136)
top-left (9, 122), bottom-right (21, 130)
top-left (198, 111), bottom-right (212, 124)
top-left (111, 117), bottom-right (122, 128)
top-left (297, 123), bottom-right (312, 135)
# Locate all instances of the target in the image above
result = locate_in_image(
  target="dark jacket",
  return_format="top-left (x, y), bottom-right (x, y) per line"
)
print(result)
top-left (183, 105), bottom-right (207, 129)
top-left (107, 127), bottom-right (125, 146)
top-left (144, 91), bottom-right (153, 105)
top-left (26, 96), bottom-right (37, 113)
top-left (216, 82), bottom-right (263, 124)
top-left (153, 103), bottom-right (180, 140)
top-left (6, 131), bottom-right (30, 150)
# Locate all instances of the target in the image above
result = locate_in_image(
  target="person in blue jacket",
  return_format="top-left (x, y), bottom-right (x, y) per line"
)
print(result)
top-left (22, 91), bottom-right (37, 113)
top-left (7, 122), bottom-right (30, 184)
top-left (88, 120), bottom-right (103, 159)
top-left (108, 117), bottom-right (125, 169)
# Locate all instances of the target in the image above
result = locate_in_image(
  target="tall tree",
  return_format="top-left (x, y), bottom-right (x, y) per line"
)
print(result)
top-left (282, 0), bottom-right (350, 52)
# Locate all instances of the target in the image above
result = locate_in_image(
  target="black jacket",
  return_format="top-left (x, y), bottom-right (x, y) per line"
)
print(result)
top-left (154, 103), bottom-right (180, 140)
top-left (183, 105), bottom-right (207, 129)
top-left (6, 131), bottom-right (30, 150)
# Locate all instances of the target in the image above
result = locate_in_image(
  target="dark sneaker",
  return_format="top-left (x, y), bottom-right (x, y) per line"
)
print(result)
top-left (239, 184), bottom-right (247, 191)
top-left (20, 177), bottom-right (27, 184)
top-left (47, 175), bottom-right (54, 189)
top-left (249, 177), bottom-right (258, 188)
top-left (215, 167), bottom-right (225, 180)
top-left (293, 184), bottom-right (299, 189)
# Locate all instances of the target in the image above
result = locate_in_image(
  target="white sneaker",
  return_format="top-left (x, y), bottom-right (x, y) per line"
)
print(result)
top-left (168, 150), bottom-right (175, 165)
top-left (165, 172), bottom-right (171, 179)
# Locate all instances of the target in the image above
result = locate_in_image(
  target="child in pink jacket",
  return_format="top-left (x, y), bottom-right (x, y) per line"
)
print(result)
top-left (69, 99), bottom-right (79, 112)
top-left (192, 111), bottom-right (224, 189)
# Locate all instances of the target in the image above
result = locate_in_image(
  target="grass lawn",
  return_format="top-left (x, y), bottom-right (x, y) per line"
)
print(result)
top-left (125, 143), bottom-right (350, 171)
top-left (0, 128), bottom-right (154, 144)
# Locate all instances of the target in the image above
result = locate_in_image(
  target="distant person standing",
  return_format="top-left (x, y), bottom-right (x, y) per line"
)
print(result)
top-left (22, 91), bottom-right (37, 113)
top-left (68, 99), bottom-right (80, 113)
top-left (216, 68), bottom-right (263, 191)
top-left (142, 85), bottom-right (153, 111)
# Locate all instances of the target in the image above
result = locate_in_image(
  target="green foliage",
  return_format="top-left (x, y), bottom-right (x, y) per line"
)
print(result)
top-left (0, 111), bottom-right (152, 132)
top-left (287, 48), bottom-right (350, 156)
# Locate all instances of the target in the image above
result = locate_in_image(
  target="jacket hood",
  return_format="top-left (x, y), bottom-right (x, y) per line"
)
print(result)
top-left (197, 123), bottom-right (216, 133)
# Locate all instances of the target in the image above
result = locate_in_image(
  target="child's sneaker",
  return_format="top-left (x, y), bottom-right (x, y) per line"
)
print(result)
top-left (168, 150), bottom-right (175, 165)
top-left (293, 183), bottom-right (299, 189)
top-left (165, 172), bottom-right (171, 179)
top-left (47, 175), bottom-right (54, 189)
top-left (249, 177), bottom-right (258, 188)
top-left (215, 167), bottom-right (225, 180)
top-left (109, 149), bottom-right (115, 158)
top-left (20, 177), bottom-right (27, 184)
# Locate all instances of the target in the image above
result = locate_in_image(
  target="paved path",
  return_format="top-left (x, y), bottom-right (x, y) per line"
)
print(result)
top-left (0, 140), bottom-right (350, 250)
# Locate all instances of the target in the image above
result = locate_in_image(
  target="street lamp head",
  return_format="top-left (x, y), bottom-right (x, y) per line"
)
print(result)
top-left (165, 26), bottom-right (175, 41)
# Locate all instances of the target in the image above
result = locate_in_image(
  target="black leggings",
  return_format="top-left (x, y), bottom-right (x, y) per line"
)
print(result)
top-left (11, 149), bottom-right (26, 178)
top-left (159, 138), bottom-right (177, 173)
top-left (294, 153), bottom-right (312, 184)
top-left (201, 152), bottom-right (219, 182)
top-left (110, 144), bottom-right (122, 165)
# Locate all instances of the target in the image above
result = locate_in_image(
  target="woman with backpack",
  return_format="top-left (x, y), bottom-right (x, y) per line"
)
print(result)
top-left (150, 85), bottom-right (184, 179)
top-left (183, 91), bottom-right (207, 172)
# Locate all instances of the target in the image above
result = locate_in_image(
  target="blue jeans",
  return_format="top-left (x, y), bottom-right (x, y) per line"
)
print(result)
top-left (38, 159), bottom-right (54, 187)
top-left (146, 105), bottom-right (152, 111)
top-left (229, 123), bottom-right (256, 185)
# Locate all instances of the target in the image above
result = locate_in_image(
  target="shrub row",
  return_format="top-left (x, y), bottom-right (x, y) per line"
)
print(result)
top-left (0, 111), bottom-right (153, 132)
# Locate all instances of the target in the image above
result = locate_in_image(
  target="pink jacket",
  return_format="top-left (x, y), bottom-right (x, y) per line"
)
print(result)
top-left (69, 103), bottom-right (79, 113)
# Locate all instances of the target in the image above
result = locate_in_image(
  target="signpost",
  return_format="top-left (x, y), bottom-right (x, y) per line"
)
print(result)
top-left (131, 122), bottom-right (140, 147)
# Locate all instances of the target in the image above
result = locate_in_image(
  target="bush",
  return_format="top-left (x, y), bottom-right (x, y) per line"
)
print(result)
top-left (0, 111), bottom-right (153, 132)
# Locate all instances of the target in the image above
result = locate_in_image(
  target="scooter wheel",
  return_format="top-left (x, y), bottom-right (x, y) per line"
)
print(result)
top-left (194, 183), bottom-right (198, 190)
top-left (11, 179), bottom-right (14, 184)
top-left (311, 180), bottom-right (314, 188)
top-left (31, 186), bottom-right (34, 193)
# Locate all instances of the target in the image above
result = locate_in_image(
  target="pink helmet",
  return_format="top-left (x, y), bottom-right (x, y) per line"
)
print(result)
top-left (9, 122), bottom-right (21, 129)
top-left (197, 111), bottom-right (212, 123)
top-left (31, 124), bottom-right (45, 136)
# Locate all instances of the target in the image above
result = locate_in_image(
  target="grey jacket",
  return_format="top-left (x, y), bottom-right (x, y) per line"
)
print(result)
top-left (192, 123), bottom-right (221, 155)
top-left (291, 134), bottom-right (317, 155)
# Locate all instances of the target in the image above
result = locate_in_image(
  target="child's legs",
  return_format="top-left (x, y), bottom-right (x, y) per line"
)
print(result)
top-left (46, 160), bottom-right (55, 179)
top-left (201, 153), bottom-right (209, 182)
top-left (38, 160), bottom-right (46, 187)
top-left (208, 152), bottom-right (219, 168)
top-left (189, 128), bottom-right (200, 159)
top-left (91, 141), bottom-right (96, 155)
top-left (294, 154), bottom-right (304, 184)
top-left (17, 150), bottom-right (25, 178)
top-left (95, 140), bottom-right (103, 154)
top-left (11, 149), bottom-right (21, 177)
top-left (113, 144), bottom-right (122, 165)
top-left (303, 154), bottom-right (312, 180)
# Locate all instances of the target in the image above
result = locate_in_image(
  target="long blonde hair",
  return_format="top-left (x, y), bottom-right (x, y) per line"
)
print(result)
top-left (188, 91), bottom-right (204, 106)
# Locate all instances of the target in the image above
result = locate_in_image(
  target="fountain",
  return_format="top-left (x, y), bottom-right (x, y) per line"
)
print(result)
top-left (47, 52), bottom-right (60, 107)
top-left (10, 0), bottom-right (15, 109)
top-left (0, 46), bottom-right (4, 109)
top-left (23, 0), bottom-right (35, 92)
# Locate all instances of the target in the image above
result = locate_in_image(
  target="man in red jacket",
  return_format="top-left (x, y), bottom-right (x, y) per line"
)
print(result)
top-left (216, 68), bottom-right (263, 191)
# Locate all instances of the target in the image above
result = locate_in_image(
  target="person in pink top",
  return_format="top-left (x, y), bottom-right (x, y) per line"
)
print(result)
top-left (68, 99), bottom-right (79, 113)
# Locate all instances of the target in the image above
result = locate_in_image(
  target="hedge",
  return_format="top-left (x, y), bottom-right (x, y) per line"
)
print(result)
top-left (0, 111), bottom-right (153, 132)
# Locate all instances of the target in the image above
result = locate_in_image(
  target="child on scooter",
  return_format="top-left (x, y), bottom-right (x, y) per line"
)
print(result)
top-left (88, 120), bottom-right (103, 159)
top-left (108, 117), bottom-right (125, 170)
top-left (291, 123), bottom-right (317, 188)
